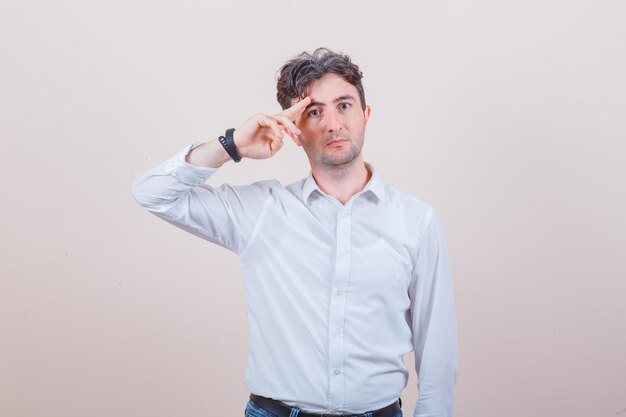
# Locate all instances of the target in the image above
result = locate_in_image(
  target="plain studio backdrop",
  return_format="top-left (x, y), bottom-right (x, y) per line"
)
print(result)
top-left (1, 1), bottom-right (625, 416)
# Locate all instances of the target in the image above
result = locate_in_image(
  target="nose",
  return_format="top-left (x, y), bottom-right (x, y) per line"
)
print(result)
top-left (324, 110), bottom-right (342, 132)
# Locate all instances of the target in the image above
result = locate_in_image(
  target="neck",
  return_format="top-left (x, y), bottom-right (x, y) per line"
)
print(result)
top-left (310, 157), bottom-right (371, 205)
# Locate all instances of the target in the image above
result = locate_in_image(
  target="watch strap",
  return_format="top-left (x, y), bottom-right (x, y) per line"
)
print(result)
top-left (218, 128), bottom-right (242, 163)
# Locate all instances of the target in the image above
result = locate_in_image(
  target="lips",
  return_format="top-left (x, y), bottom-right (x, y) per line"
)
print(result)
top-left (326, 138), bottom-right (349, 147)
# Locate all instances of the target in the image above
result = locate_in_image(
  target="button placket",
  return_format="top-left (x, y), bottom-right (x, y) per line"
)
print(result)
top-left (326, 206), bottom-right (352, 411)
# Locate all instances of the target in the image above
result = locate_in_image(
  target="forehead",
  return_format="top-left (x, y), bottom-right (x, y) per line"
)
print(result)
top-left (306, 73), bottom-right (358, 103)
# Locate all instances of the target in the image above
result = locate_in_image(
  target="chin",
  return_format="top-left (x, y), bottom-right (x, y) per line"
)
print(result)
top-left (321, 149), bottom-right (361, 167)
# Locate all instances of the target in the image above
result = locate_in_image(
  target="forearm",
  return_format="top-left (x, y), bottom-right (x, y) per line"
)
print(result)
top-left (413, 293), bottom-right (458, 417)
top-left (414, 339), bottom-right (458, 417)
top-left (185, 138), bottom-right (232, 168)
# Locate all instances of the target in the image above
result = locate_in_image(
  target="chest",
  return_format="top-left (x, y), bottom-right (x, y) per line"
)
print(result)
top-left (243, 197), bottom-right (416, 294)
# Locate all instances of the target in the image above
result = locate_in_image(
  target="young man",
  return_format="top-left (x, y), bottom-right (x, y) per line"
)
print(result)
top-left (132, 48), bottom-right (458, 417)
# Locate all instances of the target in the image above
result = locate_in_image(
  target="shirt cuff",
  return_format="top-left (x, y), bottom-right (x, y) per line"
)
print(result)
top-left (164, 141), bottom-right (219, 186)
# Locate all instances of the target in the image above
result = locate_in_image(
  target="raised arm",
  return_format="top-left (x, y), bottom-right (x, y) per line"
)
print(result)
top-left (131, 97), bottom-right (311, 254)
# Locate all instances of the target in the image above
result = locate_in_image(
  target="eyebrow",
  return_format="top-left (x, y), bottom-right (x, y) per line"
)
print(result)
top-left (306, 95), bottom-right (356, 109)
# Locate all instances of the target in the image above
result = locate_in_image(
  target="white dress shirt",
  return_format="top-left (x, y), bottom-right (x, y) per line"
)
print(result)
top-left (131, 141), bottom-right (458, 417)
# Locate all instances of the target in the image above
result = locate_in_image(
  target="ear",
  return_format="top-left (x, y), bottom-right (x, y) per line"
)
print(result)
top-left (363, 105), bottom-right (372, 126)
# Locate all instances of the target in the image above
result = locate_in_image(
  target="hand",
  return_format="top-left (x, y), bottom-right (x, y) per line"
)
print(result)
top-left (233, 97), bottom-right (311, 160)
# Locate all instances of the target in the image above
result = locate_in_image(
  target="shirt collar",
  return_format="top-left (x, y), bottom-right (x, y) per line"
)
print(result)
top-left (301, 162), bottom-right (387, 204)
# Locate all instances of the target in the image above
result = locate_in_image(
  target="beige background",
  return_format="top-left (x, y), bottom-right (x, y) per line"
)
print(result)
top-left (2, 1), bottom-right (625, 416)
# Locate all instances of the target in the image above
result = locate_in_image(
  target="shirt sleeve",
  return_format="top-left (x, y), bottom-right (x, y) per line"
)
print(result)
top-left (409, 208), bottom-right (459, 417)
top-left (130, 141), bottom-right (273, 254)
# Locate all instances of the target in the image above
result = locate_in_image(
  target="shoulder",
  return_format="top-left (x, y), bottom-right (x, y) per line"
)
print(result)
top-left (383, 183), bottom-right (442, 237)
top-left (229, 178), bottom-right (304, 203)
top-left (212, 178), bottom-right (283, 192)
top-left (210, 177), bottom-right (309, 204)
top-left (252, 179), bottom-right (283, 190)
top-left (384, 183), bottom-right (435, 217)
top-left (196, 179), bottom-right (286, 207)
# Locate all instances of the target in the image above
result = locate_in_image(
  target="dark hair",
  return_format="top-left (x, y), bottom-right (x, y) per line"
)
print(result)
top-left (276, 47), bottom-right (366, 110)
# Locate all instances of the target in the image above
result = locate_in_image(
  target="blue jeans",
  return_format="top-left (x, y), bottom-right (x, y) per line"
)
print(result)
top-left (244, 399), bottom-right (403, 417)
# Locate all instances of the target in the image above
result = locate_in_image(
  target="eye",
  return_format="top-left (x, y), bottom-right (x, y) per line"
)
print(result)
top-left (338, 102), bottom-right (351, 110)
top-left (308, 108), bottom-right (321, 117)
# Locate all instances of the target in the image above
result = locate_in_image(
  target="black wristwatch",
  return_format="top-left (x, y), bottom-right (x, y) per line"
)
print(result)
top-left (218, 128), bottom-right (242, 163)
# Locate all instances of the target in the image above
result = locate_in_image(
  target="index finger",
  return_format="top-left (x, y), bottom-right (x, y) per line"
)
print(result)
top-left (280, 96), bottom-right (311, 120)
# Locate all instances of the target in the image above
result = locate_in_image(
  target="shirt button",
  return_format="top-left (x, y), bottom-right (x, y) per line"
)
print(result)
top-left (333, 369), bottom-right (340, 375)
top-left (336, 289), bottom-right (343, 295)
top-left (338, 249), bottom-right (347, 256)
top-left (341, 212), bottom-right (349, 218)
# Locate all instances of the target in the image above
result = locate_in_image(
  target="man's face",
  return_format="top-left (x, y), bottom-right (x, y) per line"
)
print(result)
top-left (292, 74), bottom-right (371, 170)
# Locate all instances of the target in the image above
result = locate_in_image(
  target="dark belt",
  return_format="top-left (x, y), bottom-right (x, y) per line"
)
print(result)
top-left (249, 394), bottom-right (402, 417)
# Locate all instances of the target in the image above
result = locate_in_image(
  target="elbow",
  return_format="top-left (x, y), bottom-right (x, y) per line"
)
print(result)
top-left (130, 176), bottom-right (154, 210)
top-left (130, 174), bottom-right (180, 215)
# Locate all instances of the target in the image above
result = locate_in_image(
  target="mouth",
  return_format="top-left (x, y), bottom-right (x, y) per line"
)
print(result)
top-left (326, 138), bottom-right (349, 147)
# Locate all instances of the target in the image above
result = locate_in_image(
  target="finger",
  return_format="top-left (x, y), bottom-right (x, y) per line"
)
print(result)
top-left (257, 115), bottom-right (283, 138)
top-left (269, 134), bottom-right (284, 155)
top-left (280, 96), bottom-right (311, 120)
top-left (269, 114), bottom-right (300, 137)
